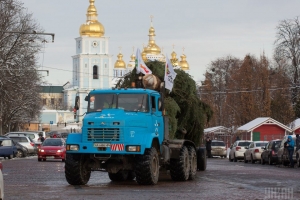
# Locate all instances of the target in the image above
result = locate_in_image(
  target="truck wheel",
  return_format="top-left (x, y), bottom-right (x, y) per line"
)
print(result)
top-left (108, 170), bottom-right (128, 181)
top-left (170, 145), bottom-right (190, 181)
top-left (65, 154), bottom-right (91, 185)
top-left (197, 147), bottom-right (207, 171)
top-left (188, 146), bottom-right (197, 180)
top-left (135, 147), bottom-right (159, 185)
top-left (127, 170), bottom-right (136, 180)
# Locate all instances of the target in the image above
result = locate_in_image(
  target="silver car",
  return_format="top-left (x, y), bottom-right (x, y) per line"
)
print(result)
top-left (5, 132), bottom-right (40, 143)
top-left (8, 136), bottom-right (37, 155)
top-left (211, 140), bottom-right (227, 158)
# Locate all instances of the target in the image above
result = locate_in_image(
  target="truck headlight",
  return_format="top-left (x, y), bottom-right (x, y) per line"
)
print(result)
top-left (67, 145), bottom-right (79, 151)
top-left (126, 145), bottom-right (141, 152)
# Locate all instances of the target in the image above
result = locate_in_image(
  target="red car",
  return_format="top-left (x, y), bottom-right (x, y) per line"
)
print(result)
top-left (38, 138), bottom-right (66, 162)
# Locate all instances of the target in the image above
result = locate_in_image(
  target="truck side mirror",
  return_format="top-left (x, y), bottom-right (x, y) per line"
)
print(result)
top-left (85, 96), bottom-right (89, 101)
top-left (158, 97), bottom-right (163, 111)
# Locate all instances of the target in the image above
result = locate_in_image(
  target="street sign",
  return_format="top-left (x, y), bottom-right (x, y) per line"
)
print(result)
top-left (50, 121), bottom-right (53, 124)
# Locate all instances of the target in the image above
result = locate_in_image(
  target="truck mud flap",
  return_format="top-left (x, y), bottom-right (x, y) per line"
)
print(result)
top-left (197, 147), bottom-right (207, 171)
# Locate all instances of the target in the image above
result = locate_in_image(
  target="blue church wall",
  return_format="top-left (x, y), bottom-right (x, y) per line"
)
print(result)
top-left (40, 112), bottom-right (57, 124)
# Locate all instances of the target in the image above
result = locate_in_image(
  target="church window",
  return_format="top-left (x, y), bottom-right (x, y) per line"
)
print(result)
top-left (93, 65), bottom-right (98, 79)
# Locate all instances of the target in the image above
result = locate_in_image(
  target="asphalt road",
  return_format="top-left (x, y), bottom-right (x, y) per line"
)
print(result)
top-left (2, 156), bottom-right (300, 200)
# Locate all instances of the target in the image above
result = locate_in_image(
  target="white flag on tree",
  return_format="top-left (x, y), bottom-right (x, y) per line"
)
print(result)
top-left (164, 56), bottom-right (177, 91)
top-left (135, 48), bottom-right (152, 75)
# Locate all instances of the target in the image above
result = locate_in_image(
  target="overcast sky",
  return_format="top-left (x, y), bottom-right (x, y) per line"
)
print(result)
top-left (21, 0), bottom-right (300, 86)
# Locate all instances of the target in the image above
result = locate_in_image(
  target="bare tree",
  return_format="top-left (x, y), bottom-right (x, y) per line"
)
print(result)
top-left (274, 17), bottom-right (300, 115)
top-left (0, 0), bottom-right (44, 133)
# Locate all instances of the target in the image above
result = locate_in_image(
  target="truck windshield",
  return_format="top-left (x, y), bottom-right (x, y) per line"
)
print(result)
top-left (88, 94), bottom-right (117, 112)
top-left (118, 94), bottom-right (149, 112)
top-left (87, 93), bottom-right (148, 113)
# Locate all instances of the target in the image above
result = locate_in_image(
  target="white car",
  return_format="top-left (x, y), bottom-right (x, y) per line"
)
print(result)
top-left (229, 140), bottom-right (252, 162)
top-left (244, 141), bottom-right (268, 164)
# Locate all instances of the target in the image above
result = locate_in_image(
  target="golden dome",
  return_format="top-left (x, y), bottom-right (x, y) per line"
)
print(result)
top-left (170, 51), bottom-right (179, 66)
top-left (142, 23), bottom-right (161, 56)
top-left (114, 53), bottom-right (126, 69)
top-left (127, 53), bottom-right (136, 68)
top-left (79, 0), bottom-right (105, 37)
top-left (179, 54), bottom-right (189, 70)
top-left (130, 53), bottom-right (136, 61)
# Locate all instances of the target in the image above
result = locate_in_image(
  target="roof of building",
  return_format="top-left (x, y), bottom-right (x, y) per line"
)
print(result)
top-left (40, 86), bottom-right (64, 93)
top-left (204, 126), bottom-right (230, 134)
top-left (289, 118), bottom-right (300, 131)
top-left (237, 117), bottom-right (292, 132)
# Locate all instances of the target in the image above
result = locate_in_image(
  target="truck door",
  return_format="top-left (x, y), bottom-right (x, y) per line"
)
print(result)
top-left (151, 95), bottom-right (164, 143)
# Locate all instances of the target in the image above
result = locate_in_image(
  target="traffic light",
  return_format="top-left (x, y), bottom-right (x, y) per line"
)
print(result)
top-left (73, 107), bottom-right (77, 119)
top-left (65, 122), bottom-right (67, 127)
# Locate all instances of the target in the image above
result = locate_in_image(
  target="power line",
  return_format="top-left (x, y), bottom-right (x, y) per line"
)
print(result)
top-left (199, 86), bottom-right (297, 94)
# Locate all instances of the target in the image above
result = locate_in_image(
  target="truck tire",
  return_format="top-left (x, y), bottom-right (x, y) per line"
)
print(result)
top-left (108, 170), bottom-right (128, 181)
top-left (65, 154), bottom-right (91, 185)
top-left (170, 145), bottom-right (190, 181)
top-left (188, 146), bottom-right (197, 180)
top-left (197, 147), bottom-right (207, 171)
top-left (135, 147), bottom-right (159, 185)
top-left (127, 170), bottom-right (136, 180)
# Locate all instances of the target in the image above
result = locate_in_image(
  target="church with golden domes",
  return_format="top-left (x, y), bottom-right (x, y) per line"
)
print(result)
top-left (64, 0), bottom-right (190, 121)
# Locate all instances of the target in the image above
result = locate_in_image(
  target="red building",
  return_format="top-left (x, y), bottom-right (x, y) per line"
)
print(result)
top-left (237, 117), bottom-right (292, 141)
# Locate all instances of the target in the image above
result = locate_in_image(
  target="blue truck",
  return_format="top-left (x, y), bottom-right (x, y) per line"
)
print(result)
top-left (65, 88), bottom-right (206, 185)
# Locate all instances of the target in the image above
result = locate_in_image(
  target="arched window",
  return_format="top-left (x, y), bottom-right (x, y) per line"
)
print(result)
top-left (93, 65), bottom-right (98, 79)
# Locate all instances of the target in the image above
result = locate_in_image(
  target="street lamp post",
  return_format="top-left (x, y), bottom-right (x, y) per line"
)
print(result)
top-left (0, 31), bottom-right (55, 42)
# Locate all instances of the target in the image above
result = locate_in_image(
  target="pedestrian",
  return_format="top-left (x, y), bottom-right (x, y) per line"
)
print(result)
top-left (296, 134), bottom-right (300, 149)
top-left (38, 134), bottom-right (45, 142)
top-left (296, 134), bottom-right (300, 160)
top-left (206, 136), bottom-right (212, 158)
top-left (285, 135), bottom-right (295, 168)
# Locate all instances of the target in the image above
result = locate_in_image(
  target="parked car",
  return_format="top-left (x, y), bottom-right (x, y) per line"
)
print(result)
top-left (5, 132), bottom-right (40, 143)
top-left (60, 132), bottom-right (69, 140)
top-left (0, 161), bottom-right (4, 200)
top-left (38, 138), bottom-right (66, 162)
top-left (26, 131), bottom-right (46, 139)
top-left (45, 131), bottom-right (60, 138)
top-left (261, 139), bottom-right (282, 165)
top-left (12, 140), bottom-right (29, 158)
top-left (229, 140), bottom-right (252, 162)
top-left (8, 136), bottom-right (37, 155)
top-left (277, 135), bottom-right (296, 166)
top-left (0, 138), bottom-right (17, 159)
top-left (244, 141), bottom-right (268, 164)
top-left (211, 140), bottom-right (227, 158)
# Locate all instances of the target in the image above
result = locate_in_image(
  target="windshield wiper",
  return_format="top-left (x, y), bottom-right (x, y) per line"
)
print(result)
top-left (138, 95), bottom-right (145, 111)
top-left (110, 95), bottom-right (115, 108)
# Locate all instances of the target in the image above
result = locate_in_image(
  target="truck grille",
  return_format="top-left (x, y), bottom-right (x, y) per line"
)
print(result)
top-left (87, 128), bottom-right (122, 142)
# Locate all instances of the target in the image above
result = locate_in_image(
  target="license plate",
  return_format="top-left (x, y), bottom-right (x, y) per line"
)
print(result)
top-left (94, 143), bottom-right (111, 147)
top-left (47, 156), bottom-right (54, 158)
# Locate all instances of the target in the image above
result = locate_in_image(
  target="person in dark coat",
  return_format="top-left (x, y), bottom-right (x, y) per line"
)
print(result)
top-left (206, 136), bottom-right (212, 158)
top-left (286, 135), bottom-right (295, 168)
top-left (296, 134), bottom-right (300, 160)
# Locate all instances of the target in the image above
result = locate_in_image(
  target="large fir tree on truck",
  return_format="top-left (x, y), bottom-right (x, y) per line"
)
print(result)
top-left (116, 60), bottom-right (213, 146)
